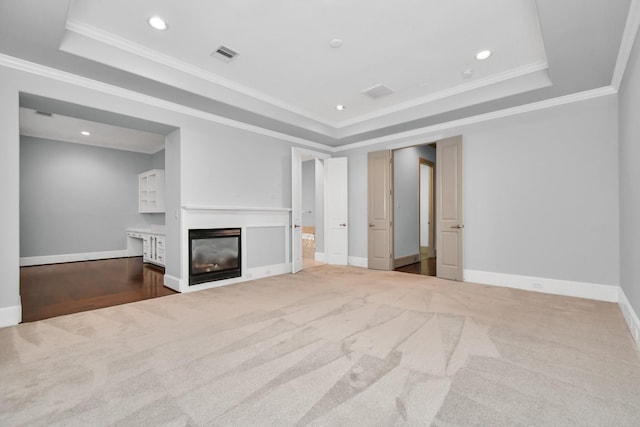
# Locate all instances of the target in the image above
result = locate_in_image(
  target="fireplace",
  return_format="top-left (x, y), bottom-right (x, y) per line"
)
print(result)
top-left (189, 228), bottom-right (241, 285)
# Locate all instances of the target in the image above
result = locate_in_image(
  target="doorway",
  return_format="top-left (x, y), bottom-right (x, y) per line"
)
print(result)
top-left (419, 157), bottom-right (436, 275)
top-left (291, 147), bottom-right (331, 272)
top-left (301, 158), bottom-right (325, 268)
top-left (18, 94), bottom-right (178, 321)
top-left (392, 136), bottom-right (463, 280)
top-left (392, 143), bottom-right (437, 276)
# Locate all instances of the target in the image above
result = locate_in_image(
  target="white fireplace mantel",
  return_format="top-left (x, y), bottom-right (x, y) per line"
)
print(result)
top-left (182, 205), bottom-right (292, 213)
top-left (167, 205), bottom-right (292, 293)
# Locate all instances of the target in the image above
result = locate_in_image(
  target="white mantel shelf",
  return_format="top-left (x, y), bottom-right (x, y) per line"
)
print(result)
top-left (182, 205), bottom-right (292, 212)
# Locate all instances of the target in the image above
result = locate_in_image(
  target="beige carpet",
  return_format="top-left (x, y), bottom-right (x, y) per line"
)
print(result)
top-left (1, 265), bottom-right (639, 426)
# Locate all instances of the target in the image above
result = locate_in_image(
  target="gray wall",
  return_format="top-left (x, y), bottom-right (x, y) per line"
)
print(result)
top-left (164, 129), bottom-right (182, 279)
top-left (0, 87), bottom-right (20, 312)
top-left (619, 31), bottom-right (640, 318)
top-left (302, 159), bottom-right (315, 226)
top-left (343, 95), bottom-right (619, 286)
top-left (20, 136), bottom-right (159, 257)
top-left (152, 149), bottom-right (165, 169)
top-left (393, 144), bottom-right (436, 258)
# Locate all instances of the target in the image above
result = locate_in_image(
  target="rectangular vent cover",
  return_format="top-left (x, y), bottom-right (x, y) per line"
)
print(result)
top-left (211, 45), bottom-right (239, 63)
top-left (362, 84), bottom-right (395, 99)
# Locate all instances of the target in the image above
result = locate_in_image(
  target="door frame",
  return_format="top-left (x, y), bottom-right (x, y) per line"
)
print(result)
top-left (291, 147), bottom-right (331, 273)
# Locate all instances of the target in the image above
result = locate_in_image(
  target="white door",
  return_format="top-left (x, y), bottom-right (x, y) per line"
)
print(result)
top-left (436, 136), bottom-right (464, 280)
top-left (368, 150), bottom-right (393, 270)
top-left (291, 148), bottom-right (303, 273)
top-left (325, 157), bottom-right (348, 265)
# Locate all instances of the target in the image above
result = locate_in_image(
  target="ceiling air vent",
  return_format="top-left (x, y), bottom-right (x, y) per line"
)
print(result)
top-left (35, 110), bottom-right (53, 117)
top-left (211, 45), bottom-right (239, 63)
top-left (362, 84), bottom-right (395, 99)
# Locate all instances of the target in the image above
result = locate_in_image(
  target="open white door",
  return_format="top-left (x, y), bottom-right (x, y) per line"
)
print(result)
top-left (436, 136), bottom-right (464, 280)
top-left (325, 157), bottom-right (348, 265)
top-left (291, 148), bottom-right (303, 273)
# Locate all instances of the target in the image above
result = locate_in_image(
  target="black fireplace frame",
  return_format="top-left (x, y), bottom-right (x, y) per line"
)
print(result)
top-left (189, 228), bottom-right (241, 286)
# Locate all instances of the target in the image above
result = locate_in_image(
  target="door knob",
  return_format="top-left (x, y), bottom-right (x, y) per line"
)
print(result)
top-left (450, 224), bottom-right (464, 229)
top-left (369, 223), bottom-right (374, 227)
top-left (339, 223), bottom-right (347, 227)
top-left (294, 224), bottom-right (301, 228)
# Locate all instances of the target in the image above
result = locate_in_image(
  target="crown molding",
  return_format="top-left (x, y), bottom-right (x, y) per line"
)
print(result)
top-left (612, 0), bottom-right (640, 90)
top-left (65, 21), bottom-right (552, 134)
top-left (0, 53), bottom-right (333, 153)
top-left (0, 53), bottom-right (618, 156)
top-left (65, 21), bottom-right (338, 128)
top-left (335, 61), bottom-right (549, 129)
top-left (333, 86), bottom-right (617, 153)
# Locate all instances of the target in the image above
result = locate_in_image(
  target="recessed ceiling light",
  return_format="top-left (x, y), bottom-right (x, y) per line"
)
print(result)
top-left (475, 50), bottom-right (492, 60)
top-left (336, 105), bottom-right (346, 111)
top-left (329, 39), bottom-right (343, 48)
top-left (81, 131), bottom-right (91, 136)
top-left (148, 16), bottom-right (168, 31)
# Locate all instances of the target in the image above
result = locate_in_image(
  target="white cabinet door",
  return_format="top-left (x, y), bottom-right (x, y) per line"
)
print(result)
top-left (142, 235), bottom-right (151, 262)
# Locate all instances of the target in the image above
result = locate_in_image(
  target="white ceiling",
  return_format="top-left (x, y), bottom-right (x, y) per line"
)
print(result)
top-left (0, 0), bottom-right (632, 147)
top-left (63, 0), bottom-right (547, 126)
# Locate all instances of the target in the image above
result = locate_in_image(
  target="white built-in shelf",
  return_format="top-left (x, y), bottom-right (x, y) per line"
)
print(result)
top-left (139, 169), bottom-right (165, 213)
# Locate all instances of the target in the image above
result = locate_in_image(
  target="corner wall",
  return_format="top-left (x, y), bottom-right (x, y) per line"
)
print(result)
top-left (619, 29), bottom-right (640, 345)
top-left (0, 85), bottom-right (21, 326)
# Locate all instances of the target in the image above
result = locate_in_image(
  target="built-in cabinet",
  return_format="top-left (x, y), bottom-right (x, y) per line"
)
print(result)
top-left (138, 169), bottom-right (165, 213)
top-left (127, 229), bottom-right (166, 267)
top-left (144, 234), bottom-right (165, 266)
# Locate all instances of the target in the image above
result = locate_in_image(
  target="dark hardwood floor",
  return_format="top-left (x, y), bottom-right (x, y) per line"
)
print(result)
top-left (394, 257), bottom-right (437, 276)
top-left (20, 257), bottom-right (177, 323)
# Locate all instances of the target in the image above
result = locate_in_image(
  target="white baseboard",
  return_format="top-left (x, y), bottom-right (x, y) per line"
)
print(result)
top-left (164, 274), bottom-right (182, 292)
top-left (180, 262), bottom-right (292, 293)
top-left (315, 252), bottom-right (325, 262)
top-left (246, 262), bottom-right (292, 280)
top-left (20, 250), bottom-right (129, 267)
top-left (394, 253), bottom-right (420, 269)
top-left (0, 305), bottom-right (22, 328)
top-left (463, 269), bottom-right (619, 302)
top-left (348, 257), bottom-right (368, 268)
top-left (618, 287), bottom-right (640, 350)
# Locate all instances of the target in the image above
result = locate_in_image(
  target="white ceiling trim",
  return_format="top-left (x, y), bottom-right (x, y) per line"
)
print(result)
top-left (333, 86), bottom-right (617, 153)
top-left (334, 61), bottom-right (549, 129)
top-left (0, 53), bottom-right (333, 153)
top-left (0, 53), bottom-right (618, 155)
top-left (612, 0), bottom-right (640, 90)
top-left (65, 21), bottom-right (337, 127)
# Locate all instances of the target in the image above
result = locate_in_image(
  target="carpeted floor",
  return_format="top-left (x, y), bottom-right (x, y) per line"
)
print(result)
top-left (1, 265), bottom-right (639, 426)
